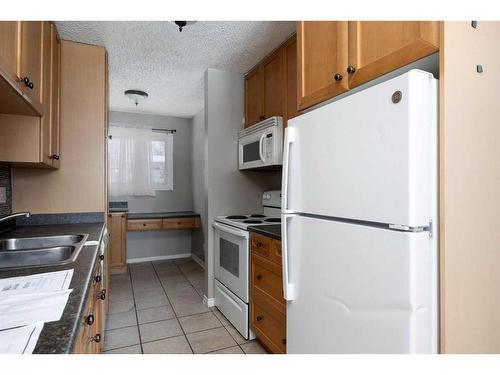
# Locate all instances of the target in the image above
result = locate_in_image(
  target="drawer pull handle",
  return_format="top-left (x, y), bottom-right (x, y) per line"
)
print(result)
top-left (177, 222), bottom-right (181, 225)
top-left (143, 223), bottom-right (146, 226)
top-left (86, 314), bottom-right (94, 326)
top-left (91, 333), bottom-right (101, 343)
top-left (256, 315), bottom-right (263, 322)
top-left (256, 274), bottom-right (263, 280)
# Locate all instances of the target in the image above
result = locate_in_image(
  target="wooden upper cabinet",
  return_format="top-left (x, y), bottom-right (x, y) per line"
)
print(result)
top-left (0, 22), bottom-right (20, 83)
top-left (18, 21), bottom-right (45, 114)
top-left (347, 21), bottom-right (439, 88)
top-left (262, 48), bottom-right (286, 119)
top-left (244, 65), bottom-right (263, 128)
top-left (284, 34), bottom-right (298, 121)
top-left (297, 21), bottom-right (349, 111)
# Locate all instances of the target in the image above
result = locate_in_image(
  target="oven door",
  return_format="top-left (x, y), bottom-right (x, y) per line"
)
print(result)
top-left (213, 221), bottom-right (249, 303)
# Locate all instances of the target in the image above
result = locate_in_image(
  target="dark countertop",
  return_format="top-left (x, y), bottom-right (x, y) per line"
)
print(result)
top-left (127, 211), bottom-right (200, 220)
top-left (0, 222), bottom-right (105, 354)
top-left (248, 224), bottom-right (281, 240)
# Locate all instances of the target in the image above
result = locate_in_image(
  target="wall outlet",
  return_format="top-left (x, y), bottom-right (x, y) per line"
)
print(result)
top-left (0, 187), bottom-right (6, 204)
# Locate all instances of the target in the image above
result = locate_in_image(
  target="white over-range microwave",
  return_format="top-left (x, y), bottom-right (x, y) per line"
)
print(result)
top-left (238, 116), bottom-right (283, 170)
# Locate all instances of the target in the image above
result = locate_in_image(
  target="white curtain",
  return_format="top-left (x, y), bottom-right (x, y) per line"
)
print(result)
top-left (108, 126), bottom-right (156, 197)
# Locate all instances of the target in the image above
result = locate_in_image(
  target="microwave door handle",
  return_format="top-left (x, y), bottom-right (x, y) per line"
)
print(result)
top-left (259, 133), bottom-right (266, 162)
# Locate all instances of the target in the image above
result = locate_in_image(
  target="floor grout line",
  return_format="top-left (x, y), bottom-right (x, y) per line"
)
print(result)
top-left (152, 261), bottom-right (195, 354)
top-left (129, 263), bottom-right (148, 355)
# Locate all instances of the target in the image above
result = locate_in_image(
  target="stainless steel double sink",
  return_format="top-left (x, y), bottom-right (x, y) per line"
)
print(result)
top-left (0, 234), bottom-right (89, 270)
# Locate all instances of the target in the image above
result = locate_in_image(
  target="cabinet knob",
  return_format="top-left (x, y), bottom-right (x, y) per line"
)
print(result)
top-left (28, 81), bottom-right (34, 90)
top-left (259, 116), bottom-right (265, 120)
top-left (347, 65), bottom-right (356, 74)
top-left (256, 315), bottom-right (263, 322)
top-left (49, 154), bottom-right (60, 160)
top-left (86, 314), bottom-right (94, 326)
top-left (143, 223), bottom-right (146, 226)
top-left (21, 77), bottom-right (30, 86)
top-left (99, 254), bottom-right (104, 261)
top-left (94, 275), bottom-right (101, 283)
top-left (91, 333), bottom-right (101, 343)
top-left (255, 241), bottom-right (262, 248)
top-left (282, 338), bottom-right (287, 345)
top-left (334, 73), bottom-right (343, 82)
top-left (99, 289), bottom-right (106, 300)
top-left (256, 274), bottom-right (263, 280)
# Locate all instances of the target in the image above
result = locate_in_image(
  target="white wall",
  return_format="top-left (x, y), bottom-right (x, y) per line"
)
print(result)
top-left (108, 110), bottom-right (194, 261)
top-left (191, 108), bottom-right (208, 263)
top-left (204, 68), bottom-right (281, 300)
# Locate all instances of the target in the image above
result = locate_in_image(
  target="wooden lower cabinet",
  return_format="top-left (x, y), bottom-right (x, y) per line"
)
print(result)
top-left (108, 212), bottom-right (127, 273)
top-left (250, 233), bottom-right (286, 354)
top-left (74, 260), bottom-right (103, 354)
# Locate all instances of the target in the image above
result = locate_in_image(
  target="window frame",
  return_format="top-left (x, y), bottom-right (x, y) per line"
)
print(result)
top-left (149, 131), bottom-right (173, 191)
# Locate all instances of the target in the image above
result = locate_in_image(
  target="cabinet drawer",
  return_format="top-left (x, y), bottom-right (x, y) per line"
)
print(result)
top-left (162, 217), bottom-right (198, 230)
top-left (251, 233), bottom-right (273, 258)
top-left (127, 219), bottom-right (162, 231)
top-left (251, 233), bottom-right (282, 264)
top-left (251, 301), bottom-right (286, 354)
top-left (251, 253), bottom-right (284, 305)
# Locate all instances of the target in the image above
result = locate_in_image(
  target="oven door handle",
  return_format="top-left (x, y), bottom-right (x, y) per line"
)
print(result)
top-left (258, 133), bottom-right (266, 162)
top-left (212, 222), bottom-right (249, 239)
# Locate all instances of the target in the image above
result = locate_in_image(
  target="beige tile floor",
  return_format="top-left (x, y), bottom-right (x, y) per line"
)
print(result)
top-left (103, 258), bottom-right (268, 354)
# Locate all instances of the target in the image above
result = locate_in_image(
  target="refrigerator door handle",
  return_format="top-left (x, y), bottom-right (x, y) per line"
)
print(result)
top-left (281, 127), bottom-right (295, 213)
top-left (282, 213), bottom-right (295, 301)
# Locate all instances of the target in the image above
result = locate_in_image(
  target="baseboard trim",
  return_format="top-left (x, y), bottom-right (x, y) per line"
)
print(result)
top-left (127, 253), bottom-right (191, 264)
top-left (203, 295), bottom-right (215, 307)
top-left (191, 253), bottom-right (205, 269)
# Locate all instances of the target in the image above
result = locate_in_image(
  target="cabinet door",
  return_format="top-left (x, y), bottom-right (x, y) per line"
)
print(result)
top-left (297, 21), bottom-right (348, 110)
top-left (244, 65), bottom-right (263, 127)
top-left (0, 21), bottom-right (20, 83)
top-left (262, 48), bottom-right (286, 119)
top-left (347, 21), bottom-right (439, 88)
top-left (284, 34), bottom-right (298, 122)
top-left (40, 22), bottom-right (52, 166)
top-left (18, 21), bottom-right (44, 114)
top-left (109, 213), bottom-right (127, 268)
top-left (49, 23), bottom-right (61, 167)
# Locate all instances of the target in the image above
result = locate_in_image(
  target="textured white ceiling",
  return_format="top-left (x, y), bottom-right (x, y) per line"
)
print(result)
top-left (55, 21), bottom-right (296, 118)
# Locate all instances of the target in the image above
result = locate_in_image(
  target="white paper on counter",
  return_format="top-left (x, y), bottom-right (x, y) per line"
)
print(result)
top-left (0, 289), bottom-right (73, 330)
top-left (0, 322), bottom-right (44, 354)
top-left (0, 269), bottom-right (74, 296)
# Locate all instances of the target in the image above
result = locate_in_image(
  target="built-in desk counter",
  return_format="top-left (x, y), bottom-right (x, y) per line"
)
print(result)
top-left (126, 211), bottom-right (200, 231)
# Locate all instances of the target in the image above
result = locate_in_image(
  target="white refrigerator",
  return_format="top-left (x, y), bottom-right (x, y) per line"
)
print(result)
top-left (281, 70), bottom-right (439, 354)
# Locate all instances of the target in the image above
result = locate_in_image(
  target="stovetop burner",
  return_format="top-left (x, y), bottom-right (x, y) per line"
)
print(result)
top-left (264, 218), bottom-right (281, 223)
top-left (226, 215), bottom-right (248, 219)
top-left (243, 220), bottom-right (263, 224)
top-left (249, 214), bottom-right (266, 218)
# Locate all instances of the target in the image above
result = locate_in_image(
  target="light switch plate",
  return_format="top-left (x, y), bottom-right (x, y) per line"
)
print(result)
top-left (0, 187), bottom-right (6, 204)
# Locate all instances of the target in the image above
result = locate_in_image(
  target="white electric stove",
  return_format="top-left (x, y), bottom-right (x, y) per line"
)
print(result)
top-left (213, 190), bottom-right (281, 339)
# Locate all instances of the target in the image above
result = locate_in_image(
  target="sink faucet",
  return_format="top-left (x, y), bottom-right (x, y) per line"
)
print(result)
top-left (0, 212), bottom-right (31, 225)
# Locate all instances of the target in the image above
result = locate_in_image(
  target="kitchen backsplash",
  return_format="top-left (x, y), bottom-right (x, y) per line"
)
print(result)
top-left (0, 163), bottom-right (12, 216)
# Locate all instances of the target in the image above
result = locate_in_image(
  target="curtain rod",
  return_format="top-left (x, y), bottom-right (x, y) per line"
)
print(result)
top-left (152, 128), bottom-right (176, 133)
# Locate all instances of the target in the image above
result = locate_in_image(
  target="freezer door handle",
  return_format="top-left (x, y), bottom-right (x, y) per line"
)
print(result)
top-left (281, 127), bottom-right (295, 214)
top-left (282, 213), bottom-right (295, 301)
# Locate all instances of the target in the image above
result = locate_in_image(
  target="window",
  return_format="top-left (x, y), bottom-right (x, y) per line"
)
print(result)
top-left (150, 132), bottom-right (173, 191)
top-left (108, 125), bottom-right (173, 197)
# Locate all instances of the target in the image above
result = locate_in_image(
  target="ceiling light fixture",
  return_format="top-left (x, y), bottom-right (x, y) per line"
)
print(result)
top-left (124, 90), bottom-right (148, 106)
top-left (172, 21), bottom-right (197, 32)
